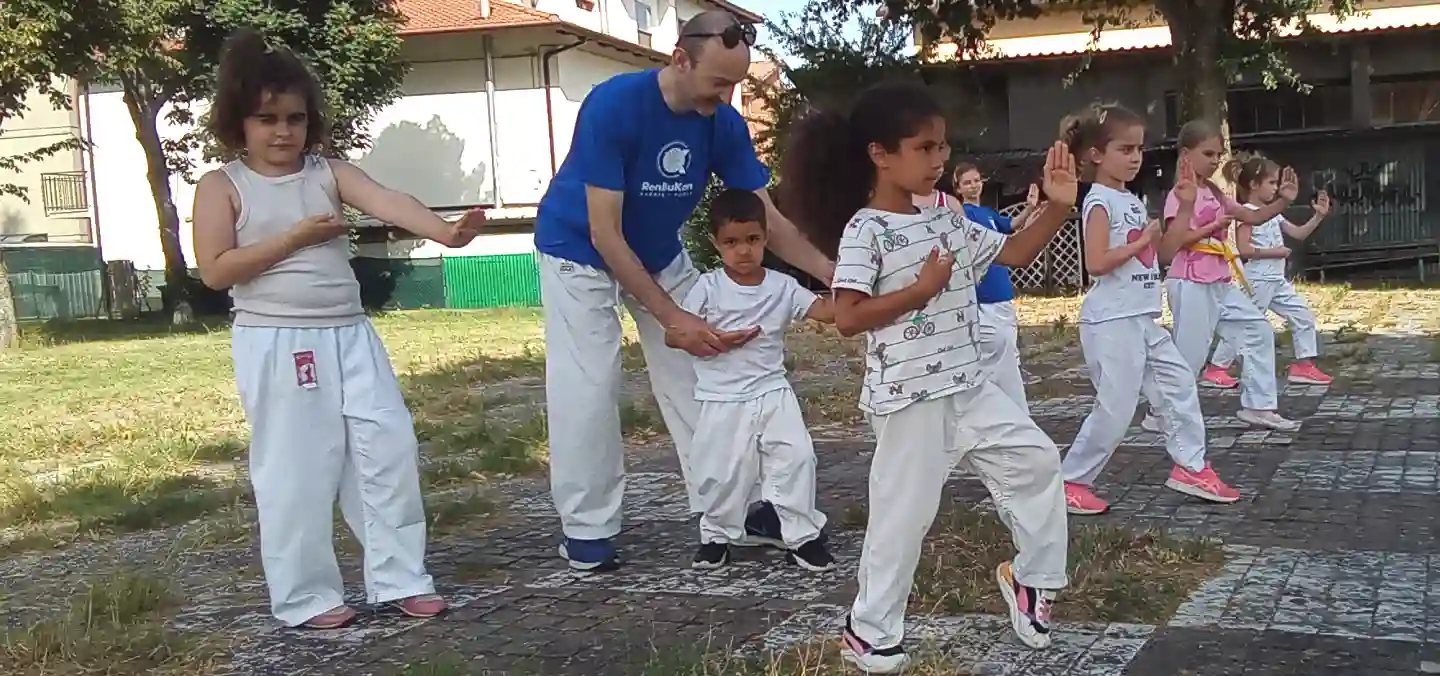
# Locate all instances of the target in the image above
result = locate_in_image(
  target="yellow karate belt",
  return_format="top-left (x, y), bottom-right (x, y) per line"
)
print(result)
top-left (1188, 238), bottom-right (1252, 296)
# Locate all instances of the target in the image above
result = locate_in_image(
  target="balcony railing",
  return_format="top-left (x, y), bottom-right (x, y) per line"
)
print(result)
top-left (40, 171), bottom-right (88, 216)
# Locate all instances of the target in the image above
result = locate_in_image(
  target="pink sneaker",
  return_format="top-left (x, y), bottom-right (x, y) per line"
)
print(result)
top-left (1288, 361), bottom-right (1333, 385)
top-left (391, 594), bottom-right (447, 618)
top-left (1165, 463), bottom-right (1241, 503)
top-left (1064, 482), bottom-right (1110, 515)
top-left (1199, 364), bottom-right (1239, 389)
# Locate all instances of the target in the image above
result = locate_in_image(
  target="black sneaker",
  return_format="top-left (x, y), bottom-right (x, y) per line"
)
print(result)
top-left (841, 616), bottom-right (909, 673)
top-left (691, 542), bottom-right (730, 569)
top-left (736, 501), bottom-right (785, 549)
top-left (788, 537), bottom-right (835, 572)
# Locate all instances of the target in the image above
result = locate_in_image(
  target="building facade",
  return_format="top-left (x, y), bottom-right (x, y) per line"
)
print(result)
top-left (923, 0), bottom-right (1440, 282)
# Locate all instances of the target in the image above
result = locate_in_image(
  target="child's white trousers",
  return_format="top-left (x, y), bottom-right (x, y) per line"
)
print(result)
top-left (538, 252), bottom-right (761, 541)
top-left (977, 300), bottom-right (1029, 413)
top-left (691, 387), bottom-right (826, 547)
top-left (1062, 316), bottom-right (1208, 485)
top-left (849, 382), bottom-right (1069, 649)
top-left (1210, 278), bottom-right (1319, 366)
top-left (1165, 278), bottom-right (1279, 410)
top-left (233, 320), bottom-right (435, 627)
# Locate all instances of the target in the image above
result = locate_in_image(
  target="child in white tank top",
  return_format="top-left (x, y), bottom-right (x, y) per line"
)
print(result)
top-left (190, 30), bottom-right (485, 630)
top-left (1054, 104), bottom-right (1240, 517)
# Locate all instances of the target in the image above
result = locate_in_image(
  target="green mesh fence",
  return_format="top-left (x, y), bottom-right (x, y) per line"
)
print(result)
top-left (3, 246), bottom-right (106, 321)
top-left (443, 254), bottom-right (541, 309)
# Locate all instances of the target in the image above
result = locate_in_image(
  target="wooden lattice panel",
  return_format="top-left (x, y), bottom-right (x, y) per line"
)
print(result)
top-left (996, 202), bottom-right (1085, 291)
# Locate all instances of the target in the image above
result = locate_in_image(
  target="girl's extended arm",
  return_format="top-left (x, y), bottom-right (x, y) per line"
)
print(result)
top-left (192, 170), bottom-right (325, 290)
top-left (1282, 191), bottom-right (1330, 241)
top-left (805, 293), bottom-right (836, 324)
top-left (1227, 167), bottom-right (1299, 225)
top-left (1235, 223), bottom-right (1288, 259)
top-left (330, 160), bottom-right (480, 247)
top-left (832, 286), bottom-right (930, 337)
top-left (1282, 213), bottom-right (1323, 241)
top-left (1083, 206), bottom-right (1150, 275)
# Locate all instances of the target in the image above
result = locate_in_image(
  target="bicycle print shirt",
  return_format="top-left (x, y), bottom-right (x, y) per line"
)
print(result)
top-left (832, 206), bottom-right (1007, 416)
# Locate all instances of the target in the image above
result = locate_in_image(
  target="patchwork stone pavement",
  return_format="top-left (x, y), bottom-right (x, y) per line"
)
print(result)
top-left (6, 332), bottom-right (1440, 674)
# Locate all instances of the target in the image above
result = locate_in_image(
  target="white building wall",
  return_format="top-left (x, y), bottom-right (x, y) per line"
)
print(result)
top-left (83, 26), bottom-right (752, 270)
top-left (0, 80), bottom-right (90, 241)
top-left (532, 0), bottom-right (738, 54)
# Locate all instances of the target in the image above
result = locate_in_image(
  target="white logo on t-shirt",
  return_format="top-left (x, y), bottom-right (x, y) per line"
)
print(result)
top-left (657, 141), bottom-right (691, 178)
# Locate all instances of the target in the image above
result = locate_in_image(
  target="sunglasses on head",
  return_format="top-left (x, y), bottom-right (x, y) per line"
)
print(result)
top-left (683, 21), bottom-right (757, 49)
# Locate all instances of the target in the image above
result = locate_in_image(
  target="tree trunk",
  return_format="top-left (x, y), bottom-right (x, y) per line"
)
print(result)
top-left (122, 79), bottom-right (193, 324)
top-left (1161, 0), bottom-right (1232, 143)
top-left (0, 254), bottom-right (17, 350)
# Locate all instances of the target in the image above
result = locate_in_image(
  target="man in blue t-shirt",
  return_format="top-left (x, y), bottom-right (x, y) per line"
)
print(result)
top-left (533, 10), bottom-right (835, 572)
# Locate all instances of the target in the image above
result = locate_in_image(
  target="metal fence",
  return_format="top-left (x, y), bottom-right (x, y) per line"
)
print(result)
top-left (3, 246), bottom-right (107, 321)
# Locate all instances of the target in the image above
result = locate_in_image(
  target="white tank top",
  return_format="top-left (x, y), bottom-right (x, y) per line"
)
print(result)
top-left (222, 155), bottom-right (364, 327)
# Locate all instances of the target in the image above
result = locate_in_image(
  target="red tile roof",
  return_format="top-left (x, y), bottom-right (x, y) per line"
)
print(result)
top-left (396, 0), bottom-right (558, 35)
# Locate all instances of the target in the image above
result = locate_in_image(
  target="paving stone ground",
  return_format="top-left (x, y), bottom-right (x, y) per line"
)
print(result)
top-left (5, 330), bottom-right (1440, 674)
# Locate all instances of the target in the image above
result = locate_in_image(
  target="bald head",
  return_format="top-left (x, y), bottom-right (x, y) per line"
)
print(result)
top-left (677, 10), bottom-right (750, 59)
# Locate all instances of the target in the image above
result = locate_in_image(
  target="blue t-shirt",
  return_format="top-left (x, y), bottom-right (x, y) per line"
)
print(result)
top-left (534, 69), bottom-right (770, 273)
top-left (962, 203), bottom-right (1015, 304)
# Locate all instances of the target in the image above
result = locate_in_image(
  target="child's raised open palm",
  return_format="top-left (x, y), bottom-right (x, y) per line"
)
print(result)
top-left (1041, 140), bottom-right (1078, 207)
top-left (1313, 189), bottom-right (1331, 217)
top-left (1279, 167), bottom-right (1300, 201)
top-left (1174, 156), bottom-right (1197, 203)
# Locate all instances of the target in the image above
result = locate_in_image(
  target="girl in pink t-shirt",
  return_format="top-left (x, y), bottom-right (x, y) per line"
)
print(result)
top-left (1151, 120), bottom-right (1301, 432)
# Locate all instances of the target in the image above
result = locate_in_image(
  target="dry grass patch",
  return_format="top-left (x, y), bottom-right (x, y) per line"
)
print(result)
top-left (836, 504), bottom-right (1223, 625)
top-left (0, 571), bottom-right (218, 675)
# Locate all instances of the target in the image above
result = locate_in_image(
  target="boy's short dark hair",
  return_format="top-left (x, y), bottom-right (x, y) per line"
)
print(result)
top-left (708, 188), bottom-right (767, 235)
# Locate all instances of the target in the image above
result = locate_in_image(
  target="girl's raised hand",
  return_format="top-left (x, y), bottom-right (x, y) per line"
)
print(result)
top-left (1279, 166), bottom-right (1300, 201)
top-left (1026, 183), bottom-right (1040, 208)
top-left (1174, 156), bottom-right (1197, 204)
top-left (1041, 140), bottom-right (1078, 207)
top-left (445, 208), bottom-right (487, 248)
top-left (1313, 189), bottom-right (1331, 217)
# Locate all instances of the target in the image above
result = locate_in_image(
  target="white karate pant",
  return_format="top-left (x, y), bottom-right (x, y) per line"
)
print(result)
top-left (850, 382), bottom-right (1069, 649)
top-left (1210, 278), bottom-right (1320, 366)
top-left (1062, 316), bottom-right (1207, 485)
top-left (977, 300), bottom-right (1029, 413)
top-left (232, 321), bottom-right (434, 627)
top-left (691, 388), bottom-right (826, 547)
top-left (539, 253), bottom-right (761, 541)
top-left (1165, 278), bottom-right (1279, 411)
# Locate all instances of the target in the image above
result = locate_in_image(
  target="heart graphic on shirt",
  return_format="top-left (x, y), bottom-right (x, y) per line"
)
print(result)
top-left (1126, 228), bottom-right (1156, 268)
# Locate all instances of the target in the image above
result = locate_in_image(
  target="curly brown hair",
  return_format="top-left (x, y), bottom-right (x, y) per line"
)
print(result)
top-left (208, 29), bottom-right (329, 155)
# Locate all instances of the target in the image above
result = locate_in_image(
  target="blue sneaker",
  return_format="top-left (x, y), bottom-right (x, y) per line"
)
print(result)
top-left (557, 537), bottom-right (620, 572)
top-left (735, 501), bottom-right (786, 549)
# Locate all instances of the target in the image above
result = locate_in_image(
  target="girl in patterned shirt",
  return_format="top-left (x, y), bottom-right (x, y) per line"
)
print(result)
top-left (779, 81), bottom-right (1076, 674)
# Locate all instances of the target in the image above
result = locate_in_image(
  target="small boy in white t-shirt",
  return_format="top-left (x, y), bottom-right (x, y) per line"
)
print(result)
top-left (679, 188), bottom-right (835, 572)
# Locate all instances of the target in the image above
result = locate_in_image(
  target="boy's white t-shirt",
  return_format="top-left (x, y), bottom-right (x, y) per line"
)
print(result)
top-left (681, 268), bottom-right (818, 402)
top-left (1242, 203), bottom-right (1288, 281)
top-left (831, 206), bottom-right (1006, 416)
top-left (1078, 183), bottom-right (1164, 324)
